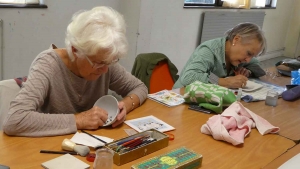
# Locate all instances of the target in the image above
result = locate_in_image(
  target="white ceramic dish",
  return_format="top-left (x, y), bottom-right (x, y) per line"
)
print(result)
top-left (94, 95), bottom-right (119, 126)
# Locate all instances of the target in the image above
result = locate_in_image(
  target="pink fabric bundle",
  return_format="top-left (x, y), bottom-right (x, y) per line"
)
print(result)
top-left (201, 101), bottom-right (280, 146)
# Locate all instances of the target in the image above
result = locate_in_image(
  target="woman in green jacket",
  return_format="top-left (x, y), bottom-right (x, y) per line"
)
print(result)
top-left (174, 22), bottom-right (266, 89)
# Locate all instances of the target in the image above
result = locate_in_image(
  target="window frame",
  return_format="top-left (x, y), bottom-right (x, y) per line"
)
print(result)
top-left (183, 0), bottom-right (276, 9)
top-left (265, 0), bottom-right (272, 7)
top-left (0, 3), bottom-right (47, 8)
top-left (184, 0), bottom-right (223, 7)
top-left (0, 0), bottom-right (47, 8)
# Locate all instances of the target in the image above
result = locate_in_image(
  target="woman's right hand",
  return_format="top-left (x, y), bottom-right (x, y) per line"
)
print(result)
top-left (219, 75), bottom-right (248, 89)
top-left (75, 107), bottom-right (108, 129)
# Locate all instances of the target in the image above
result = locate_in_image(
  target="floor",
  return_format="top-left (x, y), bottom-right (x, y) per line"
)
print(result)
top-left (259, 56), bottom-right (290, 69)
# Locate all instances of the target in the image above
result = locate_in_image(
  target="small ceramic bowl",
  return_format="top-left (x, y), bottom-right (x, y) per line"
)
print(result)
top-left (94, 95), bottom-right (119, 126)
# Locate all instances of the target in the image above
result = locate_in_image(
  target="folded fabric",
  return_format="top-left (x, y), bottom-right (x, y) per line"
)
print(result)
top-left (241, 95), bottom-right (253, 102)
top-left (201, 101), bottom-right (280, 146)
top-left (282, 85), bottom-right (300, 101)
top-left (183, 81), bottom-right (236, 113)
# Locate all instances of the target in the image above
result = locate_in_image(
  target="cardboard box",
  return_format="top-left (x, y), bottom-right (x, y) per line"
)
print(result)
top-left (106, 129), bottom-right (169, 166)
top-left (131, 147), bottom-right (203, 169)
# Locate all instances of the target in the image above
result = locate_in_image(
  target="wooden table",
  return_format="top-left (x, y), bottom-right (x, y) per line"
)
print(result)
top-left (0, 99), bottom-right (295, 169)
top-left (242, 69), bottom-right (300, 142)
top-left (264, 144), bottom-right (300, 169)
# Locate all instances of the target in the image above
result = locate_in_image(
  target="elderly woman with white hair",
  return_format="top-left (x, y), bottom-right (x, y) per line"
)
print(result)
top-left (174, 22), bottom-right (267, 89)
top-left (3, 6), bottom-right (148, 137)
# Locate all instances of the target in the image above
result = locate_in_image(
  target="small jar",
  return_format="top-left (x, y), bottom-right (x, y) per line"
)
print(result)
top-left (93, 147), bottom-right (114, 169)
top-left (265, 90), bottom-right (278, 107)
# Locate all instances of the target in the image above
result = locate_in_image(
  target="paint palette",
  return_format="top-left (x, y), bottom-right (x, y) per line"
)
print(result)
top-left (94, 95), bottom-right (119, 126)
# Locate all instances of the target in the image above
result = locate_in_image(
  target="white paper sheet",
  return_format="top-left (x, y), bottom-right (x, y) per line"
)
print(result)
top-left (242, 80), bottom-right (263, 92)
top-left (279, 153), bottom-right (300, 169)
top-left (147, 90), bottom-right (185, 107)
top-left (41, 154), bottom-right (89, 169)
top-left (70, 132), bottom-right (114, 148)
top-left (125, 115), bottom-right (175, 132)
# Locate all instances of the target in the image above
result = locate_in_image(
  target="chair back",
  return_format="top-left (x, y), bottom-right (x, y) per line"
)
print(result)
top-left (0, 79), bottom-right (21, 130)
top-left (131, 53), bottom-right (178, 93)
top-left (149, 61), bottom-right (174, 94)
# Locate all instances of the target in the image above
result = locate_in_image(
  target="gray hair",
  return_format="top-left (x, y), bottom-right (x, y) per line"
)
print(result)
top-left (65, 6), bottom-right (128, 62)
top-left (225, 22), bottom-right (267, 56)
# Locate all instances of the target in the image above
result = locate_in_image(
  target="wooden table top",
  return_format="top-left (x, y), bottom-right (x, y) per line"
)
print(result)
top-left (264, 144), bottom-right (300, 169)
top-left (177, 70), bottom-right (300, 142)
top-left (243, 69), bottom-right (300, 142)
top-left (0, 99), bottom-right (295, 169)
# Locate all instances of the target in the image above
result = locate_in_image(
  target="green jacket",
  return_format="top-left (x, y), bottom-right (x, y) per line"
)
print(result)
top-left (131, 53), bottom-right (179, 92)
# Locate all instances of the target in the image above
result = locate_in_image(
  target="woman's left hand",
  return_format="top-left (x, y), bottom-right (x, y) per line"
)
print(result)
top-left (234, 67), bottom-right (251, 77)
top-left (112, 101), bottom-right (127, 128)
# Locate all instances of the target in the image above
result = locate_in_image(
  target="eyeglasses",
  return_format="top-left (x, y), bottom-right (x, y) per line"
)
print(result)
top-left (84, 55), bottom-right (119, 69)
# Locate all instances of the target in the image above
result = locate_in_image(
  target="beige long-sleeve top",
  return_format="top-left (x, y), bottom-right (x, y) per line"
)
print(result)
top-left (3, 45), bottom-right (148, 137)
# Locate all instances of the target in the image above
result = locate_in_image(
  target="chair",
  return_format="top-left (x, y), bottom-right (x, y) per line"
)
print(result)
top-left (0, 79), bottom-right (22, 130)
top-left (131, 53), bottom-right (179, 94)
top-left (149, 61), bottom-right (175, 94)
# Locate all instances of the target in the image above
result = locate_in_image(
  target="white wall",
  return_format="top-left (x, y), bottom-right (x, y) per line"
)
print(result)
top-left (284, 0), bottom-right (300, 58)
top-left (0, 0), bottom-right (298, 80)
top-left (137, 0), bottom-right (296, 73)
top-left (118, 0), bottom-right (141, 71)
top-left (263, 0), bottom-right (296, 57)
top-left (0, 0), bottom-right (140, 80)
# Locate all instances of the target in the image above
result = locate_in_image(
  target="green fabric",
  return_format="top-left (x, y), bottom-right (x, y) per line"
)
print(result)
top-left (183, 81), bottom-right (236, 113)
top-left (131, 53), bottom-right (179, 92)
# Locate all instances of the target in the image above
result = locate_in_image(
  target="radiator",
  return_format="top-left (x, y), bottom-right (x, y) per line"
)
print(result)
top-left (200, 11), bottom-right (265, 44)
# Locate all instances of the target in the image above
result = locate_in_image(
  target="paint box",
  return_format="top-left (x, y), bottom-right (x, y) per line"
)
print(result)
top-left (106, 129), bottom-right (169, 166)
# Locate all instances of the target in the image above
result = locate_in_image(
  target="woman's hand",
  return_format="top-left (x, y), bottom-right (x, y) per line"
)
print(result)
top-left (219, 75), bottom-right (248, 89)
top-left (75, 107), bottom-right (108, 129)
top-left (112, 101), bottom-right (127, 128)
top-left (234, 67), bottom-right (251, 77)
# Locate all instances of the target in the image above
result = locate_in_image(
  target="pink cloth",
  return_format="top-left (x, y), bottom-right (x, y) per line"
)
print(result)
top-left (201, 101), bottom-right (280, 146)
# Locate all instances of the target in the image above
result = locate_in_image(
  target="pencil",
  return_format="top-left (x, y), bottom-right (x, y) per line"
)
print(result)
top-left (81, 130), bottom-right (107, 144)
top-left (40, 150), bottom-right (78, 155)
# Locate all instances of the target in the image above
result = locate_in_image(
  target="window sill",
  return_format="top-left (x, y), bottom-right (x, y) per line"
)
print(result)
top-left (0, 4), bottom-right (47, 8)
top-left (183, 5), bottom-right (276, 9)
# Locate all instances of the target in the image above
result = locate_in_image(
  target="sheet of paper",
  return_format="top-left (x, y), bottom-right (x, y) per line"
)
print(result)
top-left (70, 132), bottom-right (114, 148)
top-left (279, 153), bottom-right (300, 169)
top-left (171, 88), bottom-right (181, 95)
top-left (124, 129), bottom-right (138, 136)
top-left (125, 115), bottom-right (175, 133)
top-left (41, 154), bottom-right (89, 169)
top-left (242, 80), bottom-right (263, 92)
top-left (147, 90), bottom-right (185, 107)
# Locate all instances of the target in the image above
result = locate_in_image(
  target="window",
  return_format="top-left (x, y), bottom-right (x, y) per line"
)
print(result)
top-left (184, 0), bottom-right (276, 8)
top-left (265, 0), bottom-right (272, 7)
top-left (0, 0), bottom-right (47, 8)
top-left (0, 0), bottom-right (37, 4)
top-left (184, 0), bottom-right (223, 7)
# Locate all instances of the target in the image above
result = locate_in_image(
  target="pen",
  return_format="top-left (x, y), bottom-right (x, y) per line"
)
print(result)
top-left (81, 130), bottom-right (107, 144)
top-left (113, 134), bottom-right (149, 146)
top-left (121, 136), bottom-right (146, 146)
top-left (40, 150), bottom-right (78, 155)
top-left (129, 138), bottom-right (156, 151)
top-left (116, 136), bottom-right (142, 145)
